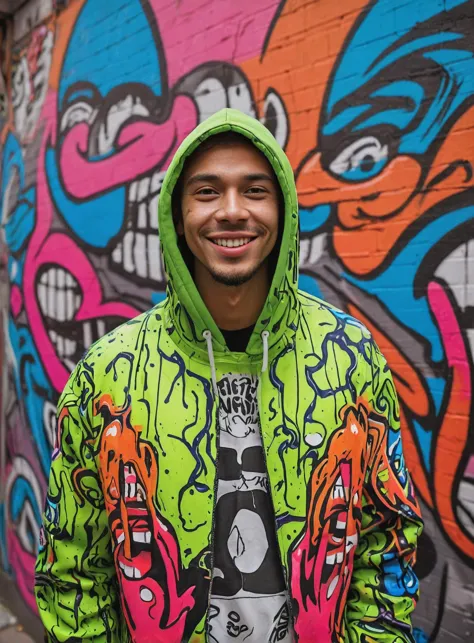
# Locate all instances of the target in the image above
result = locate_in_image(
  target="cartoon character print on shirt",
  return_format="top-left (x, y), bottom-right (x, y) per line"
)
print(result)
top-left (97, 394), bottom-right (205, 643)
top-left (209, 374), bottom-right (292, 643)
top-left (289, 401), bottom-right (419, 642)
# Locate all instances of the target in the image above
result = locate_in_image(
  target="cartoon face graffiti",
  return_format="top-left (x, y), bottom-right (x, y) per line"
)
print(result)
top-left (97, 394), bottom-right (203, 642)
top-left (295, 0), bottom-right (474, 562)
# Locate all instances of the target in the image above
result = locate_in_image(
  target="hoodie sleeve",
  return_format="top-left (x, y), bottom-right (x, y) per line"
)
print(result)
top-left (344, 339), bottom-right (423, 643)
top-left (34, 362), bottom-right (121, 642)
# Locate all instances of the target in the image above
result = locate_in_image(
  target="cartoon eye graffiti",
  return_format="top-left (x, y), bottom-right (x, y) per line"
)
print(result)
top-left (60, 99), bottom-right (97, 133)
top-left (176, 63), bottom-right (257, 123)
top-left (261, 88), bottom-right (289, 150)
top-left (328, 135), bottom-right (389, 181)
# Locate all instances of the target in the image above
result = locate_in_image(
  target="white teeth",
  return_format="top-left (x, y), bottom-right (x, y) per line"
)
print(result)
top-left (134, 233), bottom-right (147, 278)
top-left (332, 536), bottom-right (343, 544)
top-left (326, 554), bottom-right (336, 565)
top-left (215, 238), bottom-right (251, 247)
top-left (327, 575), bottom-right (339, 599)
top-left (123, 231), bottom-right (135, 273)
top-left (353, 492), bottom-right (359, 504)
top-left (117, 533), bottom-right (125, 544)
top-left (64, 338), bottom-right (76, 356)
top-left (138, 177), bottom-right (150, 202)
top-left (112, 243), bottom-right (123, 263)
top-left (148, 195), bottom-right (159, 229)
top-left (336, 519), bottom-right (347, 530)
top-left (300, 234), bottom-right (326, 267)
top-left (118, 561), bottom-right (142, 579)
top-left (148, 236), bottom-right (163, 282)
top-left (97, 319), bottom-right (106, 337)
top-left (336, 551), bottom-right (344, 563)
top-left (333, 476), bottom-right (345, 500)
top-left (132, 531), bottom-right (152, 544)
top-left (138, 203), bottom-right (148, 229)
top-left (37, 267), bottom-right (81, 322)
top-left (83, 322), bottom-right (92, 349)
top-left (110, 167), bottom-right (165, 284)
top-left (129, 181), bottom-right (138, 202)
top-left (111, 229), bottom-right (164, 284)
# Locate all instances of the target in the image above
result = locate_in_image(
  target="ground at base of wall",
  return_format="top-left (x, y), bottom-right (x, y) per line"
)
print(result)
top-left (0, 574), bottom-right (41, 642)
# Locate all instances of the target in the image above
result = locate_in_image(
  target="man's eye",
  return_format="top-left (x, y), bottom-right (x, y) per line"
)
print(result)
top-left (196, 187), bottom-right (218, 196)
top-left (246, 187), bottom-right (266, 194)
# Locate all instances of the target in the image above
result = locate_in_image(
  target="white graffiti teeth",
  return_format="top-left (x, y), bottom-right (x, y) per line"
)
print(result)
top-left (118, 561), bottom-right (143, 579)
top-left (300, 234), bottom-right (326, 267)
top-left (37, 266), bottom-right (114, 371)
top-left (37, 267), bottom-right (82, 323)
top-left (110, 170), bottom-right (166, 285)
top-left (435, 238), bottom-right (474, 358)
top-left (37, 267), bottom-right (81, 371)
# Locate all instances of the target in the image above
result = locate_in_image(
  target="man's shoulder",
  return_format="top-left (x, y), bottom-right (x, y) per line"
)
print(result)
top-left (81, 304), bottom-right (165, 365)
top-left (297, 289), bottom-right (371, 338)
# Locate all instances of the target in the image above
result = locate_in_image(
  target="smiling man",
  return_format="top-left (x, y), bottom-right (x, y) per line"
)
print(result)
top-left (35, 109), bottom-right (422, 643)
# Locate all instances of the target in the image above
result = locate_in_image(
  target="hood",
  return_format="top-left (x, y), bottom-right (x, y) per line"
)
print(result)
top-left (158, 108), bottom-right (299, 359)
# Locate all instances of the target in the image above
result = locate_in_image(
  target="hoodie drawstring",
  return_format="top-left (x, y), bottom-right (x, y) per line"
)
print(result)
top-left (261, 330), bottom-right (269, 373)
top-left (203, 329), bottom-right (270, 398)
top-left (203, 330), bottom-right (219, 398)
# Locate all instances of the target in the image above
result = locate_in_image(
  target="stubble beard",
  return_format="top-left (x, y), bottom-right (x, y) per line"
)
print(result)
top-left (207, 260), bottom-right (264, 287)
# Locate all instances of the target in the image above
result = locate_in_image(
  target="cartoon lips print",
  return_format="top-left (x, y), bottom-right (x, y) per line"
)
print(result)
top-left (290, 407), bottom-right (368, 642)
top-left (98, 395), bottom-right (196, 643)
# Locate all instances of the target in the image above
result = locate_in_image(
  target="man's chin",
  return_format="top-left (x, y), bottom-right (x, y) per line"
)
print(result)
top-left (209, 267), bottom-right (257, 287)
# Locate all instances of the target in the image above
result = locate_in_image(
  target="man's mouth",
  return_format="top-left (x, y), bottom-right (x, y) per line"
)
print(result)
top-left (210, 237), bottom-right (256, 248)
top-left (36, 266), bottom-right (121, 372)
top-left (110, 170), bottom-right (166, 286)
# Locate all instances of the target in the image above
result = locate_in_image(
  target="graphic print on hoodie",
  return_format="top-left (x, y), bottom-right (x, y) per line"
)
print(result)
top-left (209, 373), bottom-right (291, 642)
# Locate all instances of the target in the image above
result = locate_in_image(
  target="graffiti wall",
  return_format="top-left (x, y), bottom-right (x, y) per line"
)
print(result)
top-left (0, 0), bottom-right (473, 639)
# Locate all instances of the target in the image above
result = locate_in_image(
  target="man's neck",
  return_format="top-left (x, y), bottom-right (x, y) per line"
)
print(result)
top-left (195, 265), bottom-right (269, 331)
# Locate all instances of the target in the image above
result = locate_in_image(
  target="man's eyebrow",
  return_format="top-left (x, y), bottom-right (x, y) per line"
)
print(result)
top-left (185, 173), bottom-right (220, 186)
top-left (185, 172), bottom-right (275, 186)
top-left (244, 173), bottom-right (275, 182)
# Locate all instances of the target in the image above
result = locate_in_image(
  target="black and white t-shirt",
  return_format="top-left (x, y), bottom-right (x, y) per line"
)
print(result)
top-left (209, 332), bottom-right (293, 642)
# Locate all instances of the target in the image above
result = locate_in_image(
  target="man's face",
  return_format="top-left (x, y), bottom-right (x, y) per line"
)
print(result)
top-left (179, 141), bottom-right (280, 287)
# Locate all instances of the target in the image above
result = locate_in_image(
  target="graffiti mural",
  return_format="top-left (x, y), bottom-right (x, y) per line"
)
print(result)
top-left (0, 0), bottom-right (472, 639)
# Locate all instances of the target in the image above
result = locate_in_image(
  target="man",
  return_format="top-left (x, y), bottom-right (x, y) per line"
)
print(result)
top-left (35, 108), bottom-right (422, 643)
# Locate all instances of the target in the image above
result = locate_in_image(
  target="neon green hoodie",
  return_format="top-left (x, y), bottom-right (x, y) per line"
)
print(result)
top-left (35, 109), bottom-right (422, 643)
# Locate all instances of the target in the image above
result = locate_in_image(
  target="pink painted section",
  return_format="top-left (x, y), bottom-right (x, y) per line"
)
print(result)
top-left (60, 96), bottom-right (197, 198)
top-left (10, 285), bottom-right (23, 318)
top-left (427, 282), bottom-right (471, 399)
top-left (150, 0), bottom-right (281, 86)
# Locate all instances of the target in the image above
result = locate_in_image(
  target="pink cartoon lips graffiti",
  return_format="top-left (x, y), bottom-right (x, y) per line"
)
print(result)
top-left (59, 94), bottom-right (197, 287)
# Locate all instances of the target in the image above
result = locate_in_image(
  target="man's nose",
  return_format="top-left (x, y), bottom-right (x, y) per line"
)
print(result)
top-left (216, 189), bottom-right (249, 222)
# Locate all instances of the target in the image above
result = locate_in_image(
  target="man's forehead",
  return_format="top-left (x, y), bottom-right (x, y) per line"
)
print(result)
top-left (183, 138), bottom-right (275, 181)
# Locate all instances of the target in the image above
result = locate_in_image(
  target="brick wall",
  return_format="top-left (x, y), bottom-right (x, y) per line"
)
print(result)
top-left (0, 0), bottom-right (473, 640)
